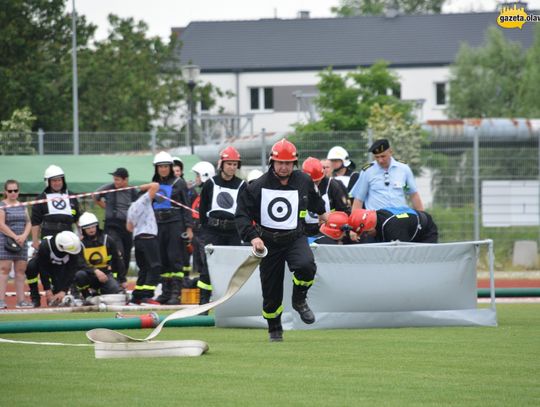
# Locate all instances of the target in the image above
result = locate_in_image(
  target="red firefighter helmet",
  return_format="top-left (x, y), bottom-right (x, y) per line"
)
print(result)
top-left (220, 146), bottom-right (241, 162)
top-left (269, 139), bottom-right (298, 163)
top-left (348, 209), bottom-right (377, 234)
top-left (302, 157), bottom-right (324, 182)
top-left (319, 211), bottom-right (349, 240)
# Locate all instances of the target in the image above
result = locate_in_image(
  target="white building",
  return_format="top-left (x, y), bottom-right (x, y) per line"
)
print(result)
top-left (173, 11), bottom-right (534, 134)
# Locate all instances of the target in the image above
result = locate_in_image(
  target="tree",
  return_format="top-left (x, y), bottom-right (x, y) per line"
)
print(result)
top-left (0, 0), bottom-right (96, 130)
top-left (447, 27), bottom-right (525, 118)
top-left (367, 103), bottom-right (424, 174)
top-left (332, 0), bottom-right (445, 16)
top-left (77, 15), bottom-right (185, 132)
top-left (295, 61), bottom-right (410, 132)
top-left (0, 107), bottom-right (36, 154)
top-left (518, 23), bottom-right (540, 118)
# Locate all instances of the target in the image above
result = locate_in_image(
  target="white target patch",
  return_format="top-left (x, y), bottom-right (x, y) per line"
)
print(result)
top-left (46, 193), bottom-right (72, 215)
top-left (261, 188), bottom-right (298, 229)
top-left (208, 179), bottom-right (243, 216)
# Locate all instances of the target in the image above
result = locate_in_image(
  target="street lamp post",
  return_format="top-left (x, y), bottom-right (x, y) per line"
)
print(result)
top-left (182, 65), bottom-right (200, 155)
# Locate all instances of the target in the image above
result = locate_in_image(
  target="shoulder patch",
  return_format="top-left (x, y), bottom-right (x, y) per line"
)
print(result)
top-left (361, 163), bottom-right (374, 171)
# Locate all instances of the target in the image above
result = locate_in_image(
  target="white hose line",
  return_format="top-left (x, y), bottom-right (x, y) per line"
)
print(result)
top-left (86, 248), bottom-right (266, 358)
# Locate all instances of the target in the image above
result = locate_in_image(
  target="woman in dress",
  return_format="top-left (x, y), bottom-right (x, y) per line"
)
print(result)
top-left (0, 180), bottom-right (32, 308)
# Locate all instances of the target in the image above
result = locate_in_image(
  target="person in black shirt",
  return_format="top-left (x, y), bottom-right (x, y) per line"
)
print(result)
top-left (25, 231), bottom-right (83, 307)
top-left (236, 139), bottom-right (328, 342)
top-left (151, 152), bottom-right (193, 305)
top-left (348, 207), bottom-right (438, 243)
top-left (31, 165), bottom-right (80, 250)
top-left (93, 167), bottom-right (138, 282)
top-left (197, 147), bottom-right (246, 305)
top-left (301, 156), bottom-right (350, 237)
top-left (75, 212), bottom-right (122, 299)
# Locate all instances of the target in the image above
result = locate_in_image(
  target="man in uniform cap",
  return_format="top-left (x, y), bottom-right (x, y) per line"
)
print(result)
top-left (350, 139), bottom-right (424, 212)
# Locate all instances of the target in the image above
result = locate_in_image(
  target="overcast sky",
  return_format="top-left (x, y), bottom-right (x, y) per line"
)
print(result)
top-left (68, 0), bottom-right (540, 41)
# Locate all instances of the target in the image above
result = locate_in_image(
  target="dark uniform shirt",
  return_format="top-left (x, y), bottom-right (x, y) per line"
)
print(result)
top-left (34, 237), bottom-right (84, 293)
top-left (374, 207), bottom-right (438, 243)
top-left (81, 230), bottom-right (126, 283)
top-left (31, 186), bottom-right (80, 233)
top-left (236, 169), bottom-right (326, 243)
top-left (199, 175), bottom-right (246, 226)
top-left (152, 175), bottom-right (193, 228)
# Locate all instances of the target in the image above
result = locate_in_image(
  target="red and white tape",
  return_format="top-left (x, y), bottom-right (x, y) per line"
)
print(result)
top-left (1, 185), bottom-right (198, 214)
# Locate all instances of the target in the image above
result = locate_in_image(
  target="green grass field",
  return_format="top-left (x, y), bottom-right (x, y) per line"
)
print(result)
top-left (0, 304), bottom-right (538, 407)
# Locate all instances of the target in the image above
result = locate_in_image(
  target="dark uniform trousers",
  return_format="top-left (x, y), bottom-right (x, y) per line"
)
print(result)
top-left (74, 269), bottom-right (120, 297)
top-left (132, 236), bottom-right (161, 301)
top-left (197, 226), bottom-right (241, 303)
top-left (260, 235), bottom-right (316, 330)
top-left (26, 258), bottom-right (74, 295)
top-left (105, 221), bottom-right (133, 273)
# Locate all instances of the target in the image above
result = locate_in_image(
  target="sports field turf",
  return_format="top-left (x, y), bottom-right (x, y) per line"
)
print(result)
top-left (0, 304), bottom-right (538, 407)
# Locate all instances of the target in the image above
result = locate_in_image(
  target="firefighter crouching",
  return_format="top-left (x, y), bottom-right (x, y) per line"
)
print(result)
top-left (75, 212), bottom-right (122, 300)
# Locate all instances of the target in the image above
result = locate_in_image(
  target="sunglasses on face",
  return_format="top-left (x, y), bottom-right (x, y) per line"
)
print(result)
top-left (6, 189), bottom-right (19, 193)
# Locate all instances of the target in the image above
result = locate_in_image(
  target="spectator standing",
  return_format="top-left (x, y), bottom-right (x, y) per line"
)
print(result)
top-left (93, 167), bottom-right (138, 281)
top-left (0, 180), bottom-right (32, 308)
top-left (351, 139), bottom-right (424, 211)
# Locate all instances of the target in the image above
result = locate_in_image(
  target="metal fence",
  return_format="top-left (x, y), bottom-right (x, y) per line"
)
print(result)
top-left (2, 129), bottom-right (539, 269)
top-left (0, 130), bottom-right (189, 155)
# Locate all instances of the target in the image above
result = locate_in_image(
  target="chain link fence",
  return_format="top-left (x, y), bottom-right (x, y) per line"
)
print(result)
top-left (1, 129), bottom-right (538, 269)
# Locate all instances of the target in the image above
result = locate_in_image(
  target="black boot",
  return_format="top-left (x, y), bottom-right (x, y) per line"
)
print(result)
top-left (292, 286), bottom-right (315, 324)
top-left (29, 283), bottom-right (41, 308)
top-left (268, 318), bottom-right (283, 342)
top-left (199, 288), bottom-right (211, 305)
top-left (166, 278), bottom-right (181, 305)
top-left (156, 278), bottom-right (172, 304)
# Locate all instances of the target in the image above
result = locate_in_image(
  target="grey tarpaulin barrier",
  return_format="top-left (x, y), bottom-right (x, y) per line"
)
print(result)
top-left (208, 240), bottom-right (497, 330)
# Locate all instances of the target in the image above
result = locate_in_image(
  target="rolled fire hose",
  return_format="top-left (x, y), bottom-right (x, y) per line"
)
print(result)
top-left (86, 246), bottom-right (268, 358)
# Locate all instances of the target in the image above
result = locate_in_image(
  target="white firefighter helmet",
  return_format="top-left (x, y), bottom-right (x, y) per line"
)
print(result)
top-left (247, 169), bottom-right (264, 183)
top-left (153, 151), bottom-right (174, 166)
top-left (192, 161), bottom-right (216, 183)
top-left (327, 146), bottom-right (351, 167)
top-left (79, 212), bottom-right (99, 229)
top-left (55, 231), bottom-right (82, 254)
top-left (44, 165), bottom-right (65, 180)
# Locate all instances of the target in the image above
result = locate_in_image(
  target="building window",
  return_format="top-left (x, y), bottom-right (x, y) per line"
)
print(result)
top-left (250, 87), bottom-right (274, 111)
top-left (435, 82), bottom-right (447, 106)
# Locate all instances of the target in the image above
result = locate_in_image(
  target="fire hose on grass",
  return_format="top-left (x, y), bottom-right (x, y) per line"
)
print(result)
top-left (0, 246), bottom-right (268, 358)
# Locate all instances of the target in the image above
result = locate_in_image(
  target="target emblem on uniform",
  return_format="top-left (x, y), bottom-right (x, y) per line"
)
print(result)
top-left (52, 198), bottom-right (67, 210)
top-left (89, 251), bottom-right (104, 266)
top-left (216, 191), bottom-right (234, 209)
top-left (268, 197), bottom-right (292, 222)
